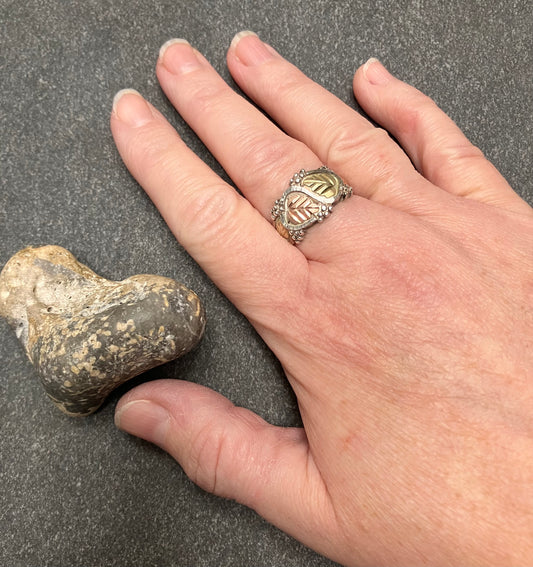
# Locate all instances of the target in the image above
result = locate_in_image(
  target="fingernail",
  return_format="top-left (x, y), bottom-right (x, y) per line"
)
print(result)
top-left (363, 58), bottom-right (392, 86)
top-left (230, 30), bottom-right (275, 66)
top-left (115, 399), bottom-right (170, 446)
top-left (112, 89), bottom-right (154, 127)
top-left (158, 38), bottom-right (201, 75)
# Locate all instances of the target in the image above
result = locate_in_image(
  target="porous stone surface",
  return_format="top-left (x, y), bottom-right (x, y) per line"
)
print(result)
top-left (0, 246), bottom-right (205, 416)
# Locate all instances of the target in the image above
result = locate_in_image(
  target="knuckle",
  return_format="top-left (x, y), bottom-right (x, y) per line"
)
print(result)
top-left (238, 133), bottom-right (310, 189)
top-left (254, 61), bottom-right (308, 104)
top-left (187, 409), bottom-right (261, 499)
top-left (425, 142), bottom-right (486, 183)
top-left (326, 125), bottom-right (392, 170)
top-left (395, 93), bottom-right (440, 139)
top-left (125, 125), bottom-right (181, 175)
top-left (442, 142), bottom-right (486, 165)
top-left (394, 91), bottom-right (488, 174)
top-left (183, 81), bottom-right (232, 118)
top-left (188, 421), bottom-right (225, 494)
top-left (268, 74), bottom-right (307, 105)
top-left (178, 183), bottom-right (242, 246)
top-left (326, 126), bottom-right (407, 198)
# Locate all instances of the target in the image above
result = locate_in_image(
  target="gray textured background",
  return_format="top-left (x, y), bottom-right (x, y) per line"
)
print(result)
top-left (1, 1), bottom-right (532, 566)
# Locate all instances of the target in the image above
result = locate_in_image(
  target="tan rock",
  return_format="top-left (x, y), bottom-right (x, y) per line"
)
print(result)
top-left (0, 246), bottom-right (206, 416)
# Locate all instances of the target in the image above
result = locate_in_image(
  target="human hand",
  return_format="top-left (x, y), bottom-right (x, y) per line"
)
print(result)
top-left (110, 32), bottom-right (533, 565)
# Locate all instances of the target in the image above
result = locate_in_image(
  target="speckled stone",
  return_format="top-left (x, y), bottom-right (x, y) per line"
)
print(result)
top-left (0, 246), bottom-right (205, 416)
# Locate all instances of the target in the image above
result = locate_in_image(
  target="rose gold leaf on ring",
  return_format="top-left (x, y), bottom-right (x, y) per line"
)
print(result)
top-left (285, 192), bottom-right (320, 225)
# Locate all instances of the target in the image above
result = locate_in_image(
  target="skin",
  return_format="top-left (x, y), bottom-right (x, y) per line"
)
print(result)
top-left (110, 32), bottom-right (533, 566)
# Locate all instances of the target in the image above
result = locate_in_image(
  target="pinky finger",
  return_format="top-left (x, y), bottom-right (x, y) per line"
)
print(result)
top-left (353, 59), bottom-right (531, 214)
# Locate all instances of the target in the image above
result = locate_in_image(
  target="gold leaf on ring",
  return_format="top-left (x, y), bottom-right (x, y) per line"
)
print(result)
top-left (301, 171), bottom-right (340, 199)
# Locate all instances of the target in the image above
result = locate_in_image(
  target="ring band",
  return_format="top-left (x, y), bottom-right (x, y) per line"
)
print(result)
top-left (271, 166), bottom-right (352, 244)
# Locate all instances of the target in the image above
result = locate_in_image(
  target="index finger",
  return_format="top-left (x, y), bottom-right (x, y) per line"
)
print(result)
top-left (110, 90), bottom-right (308, 329)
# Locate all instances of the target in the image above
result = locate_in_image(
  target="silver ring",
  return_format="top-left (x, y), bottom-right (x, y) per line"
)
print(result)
top-left (271, 166), bottom-right (352, 244)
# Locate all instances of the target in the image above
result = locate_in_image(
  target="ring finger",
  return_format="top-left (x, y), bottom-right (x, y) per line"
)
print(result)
top-left (156, 38), bottom-right (403, 258)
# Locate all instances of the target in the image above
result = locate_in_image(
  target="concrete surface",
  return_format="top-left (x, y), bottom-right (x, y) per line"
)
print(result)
top-left (1, 0), bottom-right (531, 565)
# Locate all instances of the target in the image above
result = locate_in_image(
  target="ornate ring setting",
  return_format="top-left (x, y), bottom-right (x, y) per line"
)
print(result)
top-left (271, 166), bottom-right (352, 244)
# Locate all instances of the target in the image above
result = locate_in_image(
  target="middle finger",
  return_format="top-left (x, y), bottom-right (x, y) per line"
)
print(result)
top-left (226, 32), bottom-right (450, 213)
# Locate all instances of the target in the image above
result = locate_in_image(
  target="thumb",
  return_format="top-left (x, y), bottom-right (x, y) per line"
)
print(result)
top-left (114, 379), bottom-right (337, 550)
